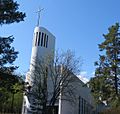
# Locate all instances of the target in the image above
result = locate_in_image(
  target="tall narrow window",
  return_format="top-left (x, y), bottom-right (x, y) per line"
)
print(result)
top-left (44, 34), bottom-right (46, 47)
top-left (84, 100), bottom-right (86, 114)
top-left (86, 103), bottom-right (88, 114)
top-left (46, 35), bottom-right (48, 48)
top-left (35, 32), bottom-right (38, 46)
top-left (41, 32), bottom-right (44, 46)
top-left (38, 32), bottom-right (41, 46)
top-left (80, 97), bottom-right (82, 114)
top-left (81, 98), bottom-right (83, 114)
top-left (78, 96), bottom-right (81, 114)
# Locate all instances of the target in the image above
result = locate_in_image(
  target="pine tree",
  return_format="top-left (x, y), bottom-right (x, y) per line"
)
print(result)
top-left (0, 0), bottom-right (26, 73)
top-left (0, 0), bottom-right (25, 25)
top-left (98, 23), bottom-right (120, 95)
top-left (89, 23), bottom-right (120, 107)
top-left (0, 1), bottom-right (25, 112)
top-left (0, 36), bottom-right (19, 72)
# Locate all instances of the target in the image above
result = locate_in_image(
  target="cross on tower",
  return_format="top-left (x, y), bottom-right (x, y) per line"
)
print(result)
top-left (36, 7), bottom-right (44, 26)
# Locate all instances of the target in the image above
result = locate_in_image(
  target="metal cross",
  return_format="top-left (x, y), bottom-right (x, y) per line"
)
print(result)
top-left (36, 7), bottom-right (44, 26)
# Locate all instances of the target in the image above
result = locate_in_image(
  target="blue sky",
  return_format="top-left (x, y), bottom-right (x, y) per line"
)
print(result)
top-left (0, 0), bottom-right (120, 79)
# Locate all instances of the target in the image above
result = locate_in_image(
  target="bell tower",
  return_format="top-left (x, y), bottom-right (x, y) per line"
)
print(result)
top-left (22, 8), bottom-right (55, 114)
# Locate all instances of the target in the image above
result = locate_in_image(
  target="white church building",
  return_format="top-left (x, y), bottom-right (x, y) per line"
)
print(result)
top-left (22, 12), bottom-right (98, 114)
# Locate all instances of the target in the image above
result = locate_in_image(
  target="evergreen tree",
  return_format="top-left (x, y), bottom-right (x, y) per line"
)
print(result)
top-left (89, 23), bottom-right (120, 107)
top-left (0, 0), bottom-right (25, 25)
top-left (0, 72), bottom-right (24, 113)
top-left (0, 0), bottom-right (26, 72)
top-left (0, 36), bottom-right (18, 72)
top-left (98, 23), bottom-right (120, 95)
top-left (0, 0), bottom-right (25, 113)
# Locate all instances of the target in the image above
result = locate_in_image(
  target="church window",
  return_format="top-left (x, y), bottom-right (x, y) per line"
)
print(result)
top-left (81, 98), bottom-right (84, 114)
top-left (44, 34), bottom-right (46, 47)
top-left (35, 32), bottom-right (38, 46)
top-left (83, 99), bottom-right (86, 114)
top-left (78, 96), bottom-right (81, 114)
top-left (86, 103), bottom-right (88, 114)
top-left (41, 32), bottom-right (44, 46)
top-left (38, 32), bottom-right (41, 46)
top-left (46, 35), bottom-right (48, 48)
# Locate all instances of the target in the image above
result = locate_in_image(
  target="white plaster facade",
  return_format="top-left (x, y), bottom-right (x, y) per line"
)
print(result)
top-left (26, 26), bottom-right (55, 85)
top-left (22, 26), bottom-right (55, 114)
top-left (59, 75), bottom-right (96, 114)
top-left (23, 25), bottom-right (96, 114)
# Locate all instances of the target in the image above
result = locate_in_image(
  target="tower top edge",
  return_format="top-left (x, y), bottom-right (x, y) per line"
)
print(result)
top-left (34, 26), bottom-right (56, 39)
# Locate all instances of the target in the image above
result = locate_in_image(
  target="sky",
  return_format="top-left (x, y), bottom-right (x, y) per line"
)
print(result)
top-left (1, 0), bottom-right (120, 80)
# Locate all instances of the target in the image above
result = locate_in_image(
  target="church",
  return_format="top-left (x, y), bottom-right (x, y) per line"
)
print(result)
top-left (22, 10), bottom-right (97, 114)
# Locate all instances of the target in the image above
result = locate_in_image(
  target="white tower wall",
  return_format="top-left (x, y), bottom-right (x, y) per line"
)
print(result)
top-left (26, 26), bottom-right (55, 84)
top-left (23, 26), bottom-right (55, 114)
top-left (30, 27), bottom-right (55, 68)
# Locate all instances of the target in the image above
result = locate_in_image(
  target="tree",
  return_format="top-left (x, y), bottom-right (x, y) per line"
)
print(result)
top-left (0, 0), bottom-right (26, 73)
top-left (0, 36), bottom-right (19, 73)
top-left (25, 50), bottom-right (81, 114)
top-left (0, 0), bottom-right (25, 113)
top-left (10, 82), bottom-right (24, 113)
top-left (0, 71), bottom-right (24, 113)
top-left (0, 0), bottom-right (25, 25)
top-left (48, 50), bottom-right (81, 106)
top-left (89, 23), bottom-right (120, 107)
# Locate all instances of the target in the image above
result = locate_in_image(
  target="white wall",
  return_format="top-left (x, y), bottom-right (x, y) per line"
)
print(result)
top-left (26, 26), bottom-right (55, 85)
top-left (59, 76), bottom-right (95, 114)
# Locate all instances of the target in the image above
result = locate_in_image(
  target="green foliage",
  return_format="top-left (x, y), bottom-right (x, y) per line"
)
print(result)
top-left (0, 36), bottom-right (18, 73)
top-left (0, 87), bottom-right (9, 104)
top-left (0, 0), bottom-right (26, 73)
top-left (89, 23), bottom-right (120, 107)
top-left (0, 72), bottom-right (24, 113)
top-left (0, 0), bottom-right (25, 113)
top-left (89, 76), bottom-right (117, 105)
top-left (0, 71), bottom-right (23, 93)
top-left (0, 0), bottom-right (26, 25)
